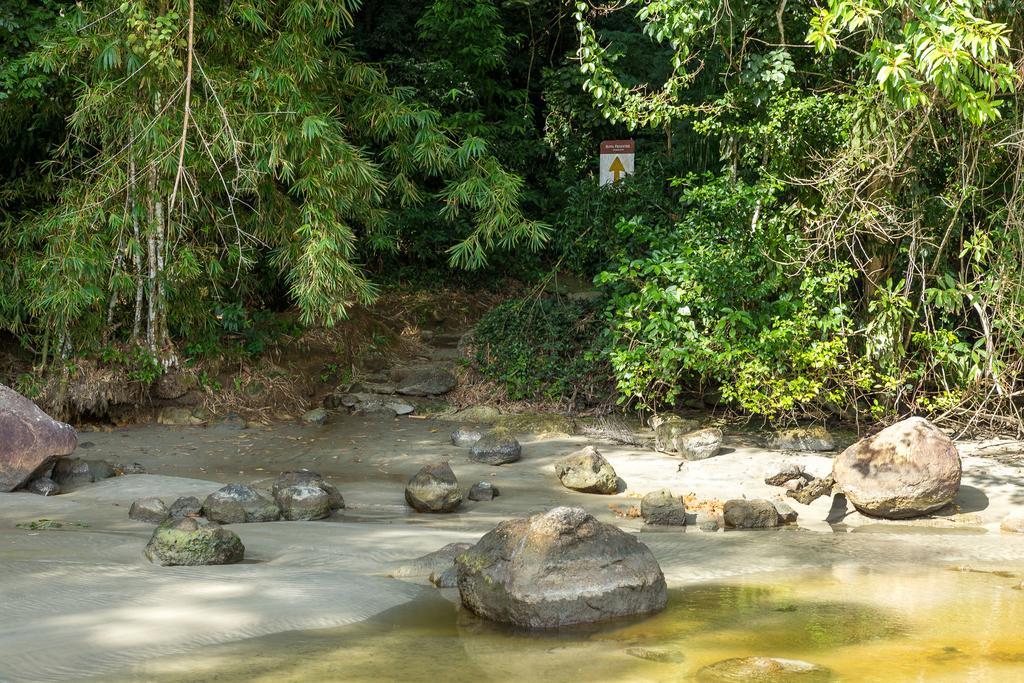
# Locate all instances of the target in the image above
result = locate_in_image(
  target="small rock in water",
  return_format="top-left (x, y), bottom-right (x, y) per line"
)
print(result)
top-left (624, 647), bottom-right (685, 664)
top-left (113, 462), bottom-right (147, 475)
top-left (723, 499), bottom-right (780, 529)
top-left (641, 489), bottom-right (687, 526)
top-left (273, 470), bottom-right (344, 510)
top-left (301, 408), bottom-right (329, 426)
top-left (354, 399), bottom-right (398, 418)
top-left (772, 500), bottom-right (799, 524)
top-left (203, 484), bottom-right (281, 523)
top-left (696, 511), bottom-right (721, 532)
top-left (554, 446), bottom-right (619, 494)
top-left (144, 517), bottom-right (245, 566)
top-left (85, 459), bottom-right (117, 481)
top-left (673, 427), bottom-right (723, 461)
top-left (27, 476), bottom-right (60, 497)
top-left (787, 475), bottom-right (835, 505)
top-left (469, 429), bottom-right (521, 465)
top-left (768, 426), bottom-right (835, 452)
top-left (765, 463), bottom-right (807, 487)
top-left (52, 458), bottom-right (93, 488)
top-left (1001, 512), bottom-right (1024, 533)
top-left (275, 484), bottom-right (331, 521)
top-left (468, 481), bottom-right (498, 501)
top-left (696, 656), bottom-right (831, 682)
top-left (456, 506), bottom-right (667, 628)
top-left (130, 497), bottom-right (169, 523)
top-left (168, 496), bottom-right (203, 518)
top-left (78, 441), bottom-right (95, 449)
top-left (405, 462), bottom-right (463, 513)
top-left (429, 565), bottom-right (458, 588)
top-left (451, 426), bottom-right (484, 447)
top-left (388, 542), bottom-right (472, 578)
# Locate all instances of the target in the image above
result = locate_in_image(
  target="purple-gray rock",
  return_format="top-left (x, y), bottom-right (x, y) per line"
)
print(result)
top-left (0, 384), bottom-right (77, 492)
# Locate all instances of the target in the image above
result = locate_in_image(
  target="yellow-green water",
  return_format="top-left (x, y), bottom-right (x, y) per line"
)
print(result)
top-left (120, 564), bottom-right (1024, 682)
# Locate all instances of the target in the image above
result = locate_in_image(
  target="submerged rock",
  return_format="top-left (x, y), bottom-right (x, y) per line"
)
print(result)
top-left (554, 446), bottom-right (618, 494)
top-left (430, 566), bottom-right (459, 588)
top-left (388, 542), bottom-right (473, 578)
top-left (768, 426), bottom-right (835, 452)
top-left (301, 408), bottom-right (329, 426)
top-left (168, 496), bottom-right (203, 518)
top-left (723, 499), bottom-right (779, 529)
top-left (469, 429), bottom-right (521, 465)
top-left (27, 476), bottom-right (60, 497)
top-left (405, 462), bottom-right (463, 513)
top-left (451, 427), bottom-right (484, 447)
top-left (456, 506), bottom-right (667, 628)
top-left (144, 517), bottom-right (245, 566)
top-left (272, 470), bottom-right (344, 510)
top-left (468, 481), bottom-right (498, 501)
top-left (52, 458), bottom-right (93, 488)
top-left (673, 427), bottom-right (723, 461)
top-left (624, 647), bottom-right (685, 664)
top-left (640, 489), bottom-right (687, 526)
top-left (130, 497), bottom-right (170, 524)
top-left (1001, 512), bottom-right (1024, 533)
top-left (697, 656), bottom-right (831, 682)
top-left (113, 462), bottom-right (147, 475)
top-left (203, 484), bottom-right (280, 524)
top-left (275, 484), bottom-right (331, 521)
top-left (0, 384), bottom-right (79, 492)
top-left (84, 459), bottom-right (116, 481)
top-left (832, 417), bottom-right (960, 518)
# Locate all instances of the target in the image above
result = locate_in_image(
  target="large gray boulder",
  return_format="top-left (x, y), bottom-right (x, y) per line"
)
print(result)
top-left (673, 427), bottom-right (723, 460)
top-left (272, 470), bottom-right (344, 510)
top-left (696, 657), bottom-right (831, 682)
top-left (832, 417), bottom-right (960, 519)
top-left (394, 365), bottom-right (456, 396)
top-left (203, 484), bottom-right (281, 524)
top-left (640, 489), bottom-right (687, 526)
top-left (456, 507), bottom-right (667, 628)
top-left (144, 517), bottom-right (245, 566)
top-left (0, 383), bottom-right (78, 492)
top-left (554, 446), bottom-right (618, 494)
top-left (469, 429), bottom-right (521, 465)
top-left (405, 462), bottom-right (463, 513)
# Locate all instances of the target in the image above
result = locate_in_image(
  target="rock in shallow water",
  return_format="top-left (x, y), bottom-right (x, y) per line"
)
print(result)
top-left (0, 383), bottom-right (77, 493)
top-left (451, 427), bottom-right (484, 447)
top-left (144, 517), bottom-right (244, 566)
top-left (51, 458), bottom-right (93, 488)
top-left (696, 657), bottom-right (831, 682)
top-left (130, 497), bottom-right (169, 523)
top-left (27, 476), bottom-right (60, 496)
top-left (456, 506), bottom-right (667, 628)
top-left (468, 481), bottom-right (498, 501)
top-left (275, 483), bottom-right (331, 521)
top-left (405, 462), bottom-right (463, 513)
top-left (554, 446), bottom-right (618, 494)
top-left (203, 484), bottom-right (280, 523)
top-left (272, 470), bottom-right (344, 510)
top-left (388, 542), bottom-right (473, 578)
top-left (301, 408), bottom-right (329, 425)
top-left (641, 489), bottom-right (687, 526)
top-left (832, 417), bottom-right (960, 519)
top-left (723, 499), bottom-right (779, 529)
top-left (469, 429), bottom-right (521, 465)
top-left (168, 496), bottom-right (203, 518)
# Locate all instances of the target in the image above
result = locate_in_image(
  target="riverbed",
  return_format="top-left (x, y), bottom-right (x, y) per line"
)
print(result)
top-left (2, 416), bottom-right (1023, 682)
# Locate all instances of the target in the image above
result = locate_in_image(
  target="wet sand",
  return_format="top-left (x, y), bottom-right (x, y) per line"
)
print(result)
top-left (2, 416), bottom-right (1023, 682)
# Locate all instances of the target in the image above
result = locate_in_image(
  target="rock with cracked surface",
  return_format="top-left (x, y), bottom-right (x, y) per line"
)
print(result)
top-left (832, 417), bottom-right (960, 518)
top-left (456, 506), bottom-right (667, 628)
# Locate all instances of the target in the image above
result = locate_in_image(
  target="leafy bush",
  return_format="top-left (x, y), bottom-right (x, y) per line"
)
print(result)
top-left (472, 296), bottom-right (609, 404)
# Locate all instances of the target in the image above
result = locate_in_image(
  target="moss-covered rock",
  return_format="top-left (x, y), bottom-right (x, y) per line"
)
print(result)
top-left (144, 517), bottom-right (244, 566)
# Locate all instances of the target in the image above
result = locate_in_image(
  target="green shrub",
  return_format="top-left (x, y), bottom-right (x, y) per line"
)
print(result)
top-left (472, 296), bottom-right (610, 404)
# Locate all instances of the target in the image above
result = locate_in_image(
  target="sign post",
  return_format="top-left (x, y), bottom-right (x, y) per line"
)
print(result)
top-left (599, 139), bottom-right (635, 186)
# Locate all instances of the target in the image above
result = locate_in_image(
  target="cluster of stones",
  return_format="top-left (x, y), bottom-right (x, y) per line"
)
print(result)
top-left (652, 416), bottom-right (723, 460)
top-left (403, 460), bottom-right (498, 513)
top-left (317, 364), bottom-right (457, 423)
top-left (131, 469), bottom-right (344, 566)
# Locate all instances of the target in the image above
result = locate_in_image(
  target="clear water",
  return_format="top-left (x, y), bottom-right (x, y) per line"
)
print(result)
top-left (122, 564), bottom-right (1024, 682)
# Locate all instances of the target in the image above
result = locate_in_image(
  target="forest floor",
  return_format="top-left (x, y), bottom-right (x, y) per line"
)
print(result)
top-left (2, 414), bottom-right (1024, 681)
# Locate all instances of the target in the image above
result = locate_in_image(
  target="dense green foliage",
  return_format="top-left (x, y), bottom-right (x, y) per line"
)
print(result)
top-left (4, 0), bottom-right (1024, 427)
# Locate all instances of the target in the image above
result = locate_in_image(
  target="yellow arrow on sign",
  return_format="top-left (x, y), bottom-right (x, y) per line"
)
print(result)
top-left (609, 156), bottom-right (626, 182)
